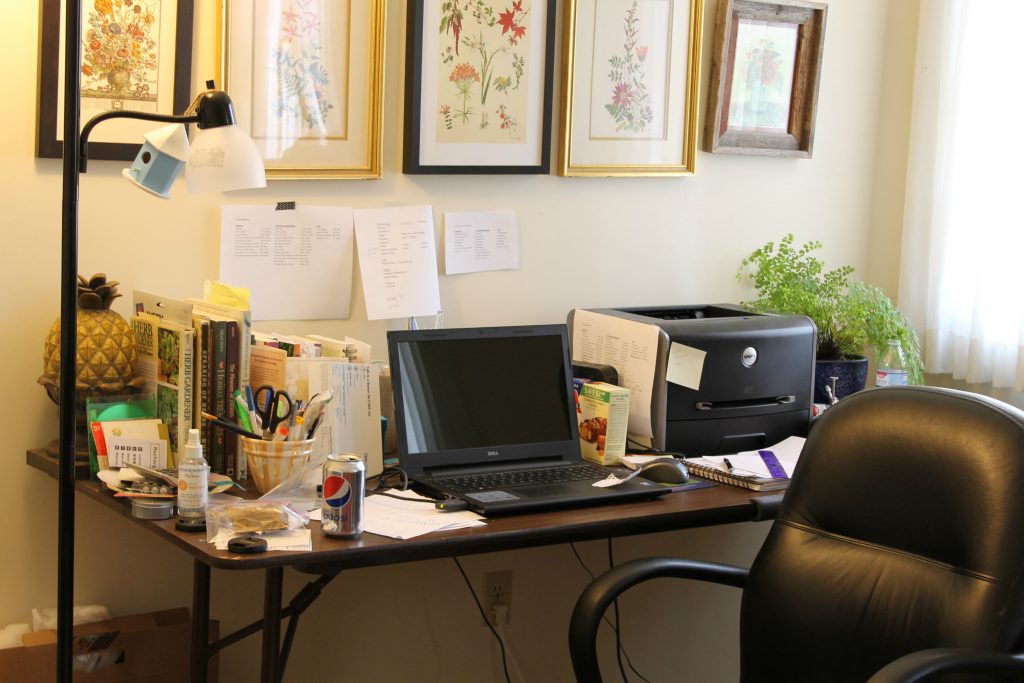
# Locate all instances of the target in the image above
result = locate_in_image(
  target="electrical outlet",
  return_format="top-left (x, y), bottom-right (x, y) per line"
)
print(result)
top-left (484, 570), bottom-right (513, 625)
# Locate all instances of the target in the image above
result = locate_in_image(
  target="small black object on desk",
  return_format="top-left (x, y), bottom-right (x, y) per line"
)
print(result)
top-left (637, 459), bottom-right (690, 484)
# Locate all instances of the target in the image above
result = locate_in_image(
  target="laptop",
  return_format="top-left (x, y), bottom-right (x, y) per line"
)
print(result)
top-left (386, 324), bottom-right (667, 515)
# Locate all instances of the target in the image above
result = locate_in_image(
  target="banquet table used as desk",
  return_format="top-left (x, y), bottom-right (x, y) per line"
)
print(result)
top-left (26, 448), bottom-right (783, 683)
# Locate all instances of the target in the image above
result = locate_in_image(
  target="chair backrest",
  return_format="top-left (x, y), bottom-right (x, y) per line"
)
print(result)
top-left (741, 386), bottom-right (1024, 682)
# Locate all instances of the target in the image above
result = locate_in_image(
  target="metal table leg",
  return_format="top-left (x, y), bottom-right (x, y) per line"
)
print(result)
top-left (191, 560), bottom-right (211, 683)
top-left (261, 567), bottom-right (284, 683)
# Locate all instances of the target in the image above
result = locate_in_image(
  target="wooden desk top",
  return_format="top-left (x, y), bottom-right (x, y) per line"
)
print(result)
top-left (28, 449), bottom-right (777, 573)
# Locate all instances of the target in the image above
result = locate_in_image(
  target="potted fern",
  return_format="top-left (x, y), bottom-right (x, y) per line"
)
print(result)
top-left (737, 234), bottom-right (923, 403)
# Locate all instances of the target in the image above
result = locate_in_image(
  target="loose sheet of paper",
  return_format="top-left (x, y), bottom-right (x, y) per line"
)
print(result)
top-left (688, 436), bottom-right (807, 478)
top-left (219, 204), bottom-right (355, 321)
top-left (571, 309), bottom-right (659, 437)
top-left (353, 205), bottom-right (442, 320)
top-left (304, 361), bottom-right (384, 477)
top-left (361, 489), bottom-right (486, 540)
top-left (443, 210), bottom-right (520, 275)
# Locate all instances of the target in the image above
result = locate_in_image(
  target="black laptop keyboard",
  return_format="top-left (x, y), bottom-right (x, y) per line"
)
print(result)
top-left (434, 463), bottom-right (610, 493)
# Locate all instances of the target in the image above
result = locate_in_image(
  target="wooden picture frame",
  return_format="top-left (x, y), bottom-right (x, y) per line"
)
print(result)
top-left (36, 0), bottom-right (195, 161)
top-left (403, 0), bottom-right (557, 175)
top-left (704, 0), bottom-right (827, 157)
top-left (219, 0), bottom-right (385, 180)
top-left (558, 0), bottom-right (703, 177)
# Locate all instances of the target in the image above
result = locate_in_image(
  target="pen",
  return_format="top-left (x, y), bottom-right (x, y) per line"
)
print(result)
top-left (200, 412), bottom-right (263, 440)
top-left (244, 385), bottom-right (261, 434)
top-left (723, 458), bottom-right (735, 474)
top-left (233, 390), bottom-right (253, 432)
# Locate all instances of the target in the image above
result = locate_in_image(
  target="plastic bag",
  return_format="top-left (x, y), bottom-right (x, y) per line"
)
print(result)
top-left (257, 446), bottom-right (328, 511)
top-left (205, 500), bottom-right (309, 543)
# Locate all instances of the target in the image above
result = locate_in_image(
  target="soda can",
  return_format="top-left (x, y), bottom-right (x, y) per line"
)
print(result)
top-left (321, 453), bottom-right (365, 538)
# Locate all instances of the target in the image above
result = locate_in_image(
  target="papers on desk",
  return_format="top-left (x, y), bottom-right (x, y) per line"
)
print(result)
top-left (309, 489), bottom-right (486, 539)
top-left (364, 490), bottom-right (485, 539)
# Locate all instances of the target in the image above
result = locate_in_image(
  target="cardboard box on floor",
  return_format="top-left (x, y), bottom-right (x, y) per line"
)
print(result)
top-left (0, 607), bottom-right (218, 682)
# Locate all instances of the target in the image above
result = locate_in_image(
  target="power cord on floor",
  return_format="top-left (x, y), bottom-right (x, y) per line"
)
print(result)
top-left (570, 542), bottom-right (651, 683)
top-left (452, 557), bottom-right (512, 683)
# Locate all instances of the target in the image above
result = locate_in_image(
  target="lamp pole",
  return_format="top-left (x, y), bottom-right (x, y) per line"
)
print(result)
top-left (57, 0), bottom-right (82, 678)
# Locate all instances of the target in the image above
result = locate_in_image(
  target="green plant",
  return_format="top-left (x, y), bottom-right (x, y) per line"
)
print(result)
top-left (737, 234), bottom-right (923, 384)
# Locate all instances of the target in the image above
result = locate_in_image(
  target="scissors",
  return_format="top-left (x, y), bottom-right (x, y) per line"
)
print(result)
top-left (253, 385), bottom-right (293, 435)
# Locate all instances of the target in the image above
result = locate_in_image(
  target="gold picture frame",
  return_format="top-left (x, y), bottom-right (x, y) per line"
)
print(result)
top-left (218, 0), bottom-right (385, 179)
top-left (704, 0), bottom-right (827, 157)
top-left (558, 0), bottom-right (703, 177)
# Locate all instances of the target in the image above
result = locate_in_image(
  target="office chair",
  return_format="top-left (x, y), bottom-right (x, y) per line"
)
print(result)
top-left (569, 386), bottom-right (1024, 682)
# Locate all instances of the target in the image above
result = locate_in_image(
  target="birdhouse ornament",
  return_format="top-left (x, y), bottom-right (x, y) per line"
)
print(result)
top-left (121, 123), bottom-right (190, 198)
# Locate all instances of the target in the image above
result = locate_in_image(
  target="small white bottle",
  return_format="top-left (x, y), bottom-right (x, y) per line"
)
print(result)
top-left (875, 339), bottom-right (909, 387)
top-left (177, 428), bottom-right (209, 524)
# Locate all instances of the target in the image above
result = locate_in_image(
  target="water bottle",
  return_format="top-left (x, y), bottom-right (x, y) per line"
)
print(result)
top-left (875, 340), bottom-right (909, 387)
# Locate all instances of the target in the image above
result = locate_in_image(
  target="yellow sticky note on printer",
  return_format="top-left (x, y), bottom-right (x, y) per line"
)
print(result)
top-left (667, 342), bottom-right (706, 390)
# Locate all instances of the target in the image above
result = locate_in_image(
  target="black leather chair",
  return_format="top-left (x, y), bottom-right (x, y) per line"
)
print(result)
top-left (569, 386), bottom-right (1024, 682)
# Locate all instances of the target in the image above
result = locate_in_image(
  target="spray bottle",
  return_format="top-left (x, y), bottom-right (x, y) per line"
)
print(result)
top-left (176, 428), bottom-right (209, 531)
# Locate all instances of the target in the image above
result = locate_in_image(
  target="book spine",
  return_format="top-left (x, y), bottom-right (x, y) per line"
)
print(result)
top-left (224, 321), bottom-right (240, 478)
top-left (179, 327), bottom-right (195, 468)
top-left (210, 320), bottom-right (227, 474)
top-left (196, 318), bottom-right (211, 454)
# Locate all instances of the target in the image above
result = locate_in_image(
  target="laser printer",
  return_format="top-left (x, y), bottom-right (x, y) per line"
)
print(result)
top-left (568, 305), bottom-right (815, 456)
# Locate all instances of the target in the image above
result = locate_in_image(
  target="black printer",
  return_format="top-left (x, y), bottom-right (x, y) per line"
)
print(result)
top-left (568, 305), bottom-right (815, 456)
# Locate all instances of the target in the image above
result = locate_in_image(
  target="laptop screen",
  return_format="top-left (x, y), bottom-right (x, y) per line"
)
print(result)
top-left (387, 325), bottom-right (580, 475)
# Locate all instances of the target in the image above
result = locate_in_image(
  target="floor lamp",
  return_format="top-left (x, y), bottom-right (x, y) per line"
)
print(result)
top-left (58, 2), bottom-right (265, 680)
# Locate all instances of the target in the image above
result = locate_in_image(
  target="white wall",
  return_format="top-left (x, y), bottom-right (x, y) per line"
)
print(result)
top-left (1, 0), bottom-right (917, 680)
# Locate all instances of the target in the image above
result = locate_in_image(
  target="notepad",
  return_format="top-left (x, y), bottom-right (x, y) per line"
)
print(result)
top-left (685, 436), bottom-right (806, 491)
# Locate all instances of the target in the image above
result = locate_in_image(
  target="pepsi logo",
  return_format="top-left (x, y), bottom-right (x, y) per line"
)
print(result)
top-left (323, 475), bottom-right (352, 508)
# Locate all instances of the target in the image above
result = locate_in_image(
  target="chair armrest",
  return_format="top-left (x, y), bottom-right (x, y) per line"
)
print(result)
top-left (867, 648), bottom-right (1024, 683)
top-left (569, 557), bottom-right (748, 683)
top-left (750, 493), bottom-right (785, 521)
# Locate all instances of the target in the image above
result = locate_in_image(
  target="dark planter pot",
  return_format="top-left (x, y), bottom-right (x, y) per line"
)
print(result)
top-left (814, 355), bottom-right (869, 404)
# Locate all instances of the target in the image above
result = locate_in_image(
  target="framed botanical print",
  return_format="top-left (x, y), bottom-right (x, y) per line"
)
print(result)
top-left (558, 0), bottom-right (703, 177)
top-left (219, 0), bottom-right (386, 179)
top-left (403, 0), bottom-right (557, 174)
top-left (36, 0), bottom-right (195, 161)
top-left (704, 0), bottom-right (827, 157)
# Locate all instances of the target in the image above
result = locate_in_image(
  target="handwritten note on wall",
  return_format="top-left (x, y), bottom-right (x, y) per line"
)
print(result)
top-left (353, 205), bottom-right (442, 321)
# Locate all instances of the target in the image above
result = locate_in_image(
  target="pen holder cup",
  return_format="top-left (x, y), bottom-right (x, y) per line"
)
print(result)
top-left (241, 437), bottom-right (316, 495)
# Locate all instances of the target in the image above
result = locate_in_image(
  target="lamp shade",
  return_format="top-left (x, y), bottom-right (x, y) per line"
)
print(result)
top-left (185, 123), bottom-right (266, 194)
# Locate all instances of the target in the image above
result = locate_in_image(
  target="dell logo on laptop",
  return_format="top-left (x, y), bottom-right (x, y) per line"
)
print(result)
top-left (487, 450), bottom-right (500, 456)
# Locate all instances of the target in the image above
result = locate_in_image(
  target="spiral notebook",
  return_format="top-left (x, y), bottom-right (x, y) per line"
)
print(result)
top-left (685, 436), bottom-right (806, 491)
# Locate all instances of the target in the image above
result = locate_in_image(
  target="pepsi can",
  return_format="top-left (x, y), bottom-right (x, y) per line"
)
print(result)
top-left (321, 453), bottom-right (365, 538)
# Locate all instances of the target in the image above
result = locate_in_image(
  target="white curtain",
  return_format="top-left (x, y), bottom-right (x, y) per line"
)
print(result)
top-left (899, 0), bottom-right (1024, 390)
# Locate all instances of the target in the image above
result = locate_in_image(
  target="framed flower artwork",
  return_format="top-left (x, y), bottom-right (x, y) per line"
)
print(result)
top-left (704, 0), bottom-right (828, 157)
top-left (403, 0), bottom-right (557, 174)
top-left (219, 0), bottom-right (386, 179)
top-left (36, 0), bottom-right (195, 161)
top-left (558, 0), bottom-right (703, 177)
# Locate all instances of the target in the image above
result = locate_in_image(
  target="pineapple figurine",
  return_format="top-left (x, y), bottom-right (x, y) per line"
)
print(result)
top-left (38, 273), bottom-right (147, 405)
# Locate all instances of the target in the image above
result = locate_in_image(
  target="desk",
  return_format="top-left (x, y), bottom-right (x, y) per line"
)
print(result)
top-left (27, 449), bottom-right (781, 683)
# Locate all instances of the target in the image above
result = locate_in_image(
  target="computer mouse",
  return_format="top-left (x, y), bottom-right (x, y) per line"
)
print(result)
top-left (637, 459), bottom-right (689, 484)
